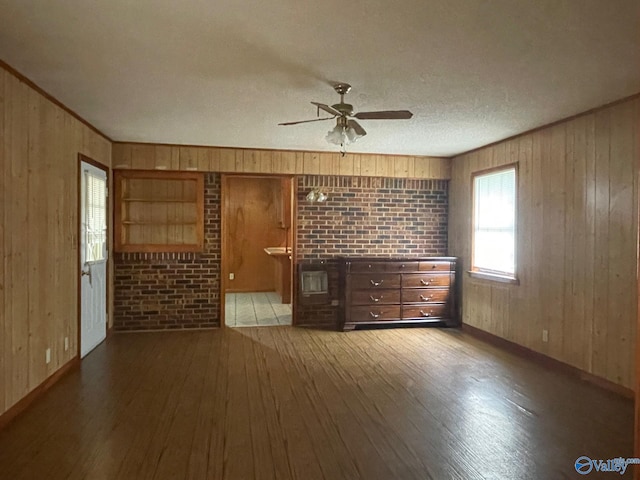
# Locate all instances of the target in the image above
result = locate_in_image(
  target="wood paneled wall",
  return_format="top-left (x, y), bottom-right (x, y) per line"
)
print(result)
top-left (1, 67), bottom-right (112, 416)
top-left (112, 143), bottom-right (451, 179)
top-left (448, 97), bottom-right (640, 389)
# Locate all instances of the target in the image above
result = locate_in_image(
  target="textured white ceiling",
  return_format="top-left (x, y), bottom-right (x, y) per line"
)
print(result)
top-left (0, 0), bottom-right (638, 156)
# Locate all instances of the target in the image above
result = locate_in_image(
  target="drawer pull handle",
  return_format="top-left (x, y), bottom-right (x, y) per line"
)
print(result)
top-left (369, 295), bottom-right (382, 302)
top-left (370, 279), bottom-right (384, 286)
top-left (369, 312), bottom-right (380, 319)
top-left (420, 279), bottom-right (431, 286)
top-left (420, 294), bottom-right (433, 301)
top-left (419, 310), bottom-right (431, 317)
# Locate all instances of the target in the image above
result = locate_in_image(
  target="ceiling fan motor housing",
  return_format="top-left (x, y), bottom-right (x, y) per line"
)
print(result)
top-left (332, 103), bottom-right (354, 116)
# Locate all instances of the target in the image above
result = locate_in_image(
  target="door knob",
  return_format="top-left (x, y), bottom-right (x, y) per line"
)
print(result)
top-left (81, 264), bottom-right (92, 285)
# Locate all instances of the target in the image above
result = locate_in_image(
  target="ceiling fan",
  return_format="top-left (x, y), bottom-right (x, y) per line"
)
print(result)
top-left (279, 83), bottom-right (413, 154)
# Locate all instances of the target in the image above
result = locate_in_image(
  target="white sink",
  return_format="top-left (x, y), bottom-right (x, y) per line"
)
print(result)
top-left (264, 247), bottom-right (292, 256)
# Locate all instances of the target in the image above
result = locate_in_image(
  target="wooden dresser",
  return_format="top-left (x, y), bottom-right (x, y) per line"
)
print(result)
top-left (338, 257), bottom-right (458, 331)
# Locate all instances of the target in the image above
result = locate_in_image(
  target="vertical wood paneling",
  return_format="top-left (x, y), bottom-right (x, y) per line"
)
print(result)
top-left (303, 152), bottom-right (320, 175)
top-left (154, 145), bottom-right (172, 170)
top-left (449, 97), bottom-right (639, 389)
top-left (375, 155), bottom-right (391, 177)
top-left (1, 67), bottom-right (111, 416)
top-left (393, 156), bottom-right (411, 178)
top-left (242, 150), bottom-right (260, 173)
top-left (280, 151), bottom-right (297, 174)
top-left (583, 114), bottom-right (597, 373)
top-left (607, 102), bottom-right (636, 386)
top-left (179, 147), bottom-right (197, 171)
top-left (593, 108), bottom-right (611, 379)
top-left (6, 73), bottom-right (30, 407)
top-left (545, 125), bottom-right (566, 359)
top-left (111, 144), bottom-right (451, 179)
top-left (27, 91), bottom-right (47, 387)
top-left (338, 154), bottom-right (355, 176)
top-left (112, 143), bottom-right (131, 168)
top-left (219, 148), bottom-right (236, 172)
top-left (0, 70), bottom-right (5, 414)
top-left (317, 153), bottom-right (333, 175)
top-left (131, 144), bottom-right (154, 169)
top-left (359, 154), bottom-right (376, 177)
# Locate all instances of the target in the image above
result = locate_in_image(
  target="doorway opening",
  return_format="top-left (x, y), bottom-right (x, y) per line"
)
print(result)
top-left (222, 175), bottom-right (295, 327)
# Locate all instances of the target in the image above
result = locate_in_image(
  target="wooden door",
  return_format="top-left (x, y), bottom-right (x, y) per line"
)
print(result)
top-left (223, 176), bottom-right (286, 292)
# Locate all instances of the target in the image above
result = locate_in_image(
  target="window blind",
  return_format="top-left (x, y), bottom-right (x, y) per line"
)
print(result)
top-left (85, 171), bottom-right (107, 262)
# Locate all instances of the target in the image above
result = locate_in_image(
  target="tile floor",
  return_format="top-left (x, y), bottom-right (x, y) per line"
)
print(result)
top-left (225, 292), bottom-right (292, 327)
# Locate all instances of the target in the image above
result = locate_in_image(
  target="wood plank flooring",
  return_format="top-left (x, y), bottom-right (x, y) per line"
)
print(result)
top-left (0, 327), bottom-right (633, 479)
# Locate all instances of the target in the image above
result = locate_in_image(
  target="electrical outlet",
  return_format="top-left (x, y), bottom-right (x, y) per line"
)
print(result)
top-left (45, 348), bottom-right (51, 364)
top-left (542, 329), bottom-right (549, 343)
top-left (229, 273), bottom-right (235, 280)
top-left (64, 337), bottom-right (69, 352)
top-left (331, 299), bottom-right (339, 306)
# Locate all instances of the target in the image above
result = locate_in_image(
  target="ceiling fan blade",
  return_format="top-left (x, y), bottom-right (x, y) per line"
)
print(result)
top-left (354, 110), bottom-right (413, 120)
top-left (347, 119), bottom-right (367, 137)
top-left (278, 117), bottom-right (334, 126)
top-left (311, 102), bottom-right (341, 117)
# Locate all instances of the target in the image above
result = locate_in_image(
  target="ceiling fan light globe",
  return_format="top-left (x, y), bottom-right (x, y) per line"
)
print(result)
top-left (326, 126), bottom-right (346, 146)
top-left (345, 126), bottom-right (363, 143)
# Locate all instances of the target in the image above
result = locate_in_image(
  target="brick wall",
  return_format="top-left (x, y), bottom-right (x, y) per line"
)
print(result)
top-left (113, 173), bottom-right (221, 330)
top-left (295, 175), bottom-right (448, 329)
top-left (113, 173), bottom-right (448, 331)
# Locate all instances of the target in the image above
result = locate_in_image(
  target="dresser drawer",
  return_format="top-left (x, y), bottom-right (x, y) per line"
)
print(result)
top-left (351, 289), bottom-right (401, 305)
top-left (349, 262), bottom-right (387, 273)
top-left (349, 261), bottom-right (419, 272)
top-left (419, 261), bottom-right (453, 272)
top-left (384, 261), bottom-right (419, 272)
top-left (402, 288), bottom-right (449, 304)
top-left (402, 273), bottom-right (450, 288)
top-left (402, 304), bottom-right (448, 319)
top-left (350, 273), bottom-right (401, 289)
top-left (350, 306), bottom-right (401, 322)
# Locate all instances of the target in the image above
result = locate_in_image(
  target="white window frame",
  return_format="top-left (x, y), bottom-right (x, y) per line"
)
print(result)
top-left (470, 164), bottom-right (518, 284)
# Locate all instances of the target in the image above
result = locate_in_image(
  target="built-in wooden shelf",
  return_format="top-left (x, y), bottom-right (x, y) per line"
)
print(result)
top-left (114, 170), bottom-right (205, 253)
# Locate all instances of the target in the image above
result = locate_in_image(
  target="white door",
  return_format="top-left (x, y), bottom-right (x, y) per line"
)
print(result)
top-left (80, 161), bottom-right (108, 358)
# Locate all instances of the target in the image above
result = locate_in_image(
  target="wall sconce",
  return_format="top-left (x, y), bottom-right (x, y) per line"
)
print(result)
top-left (306, 188), bottom-right (328, 203)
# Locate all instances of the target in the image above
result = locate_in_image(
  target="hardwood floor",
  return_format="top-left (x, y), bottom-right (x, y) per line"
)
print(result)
top-left (0, 327), bottom-right (633, 479)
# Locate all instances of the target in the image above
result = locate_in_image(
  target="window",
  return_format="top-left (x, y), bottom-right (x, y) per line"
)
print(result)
top-left (85, 170), bottom-right (107, 262)
top-left (472, 165), bottom-right (517, 280)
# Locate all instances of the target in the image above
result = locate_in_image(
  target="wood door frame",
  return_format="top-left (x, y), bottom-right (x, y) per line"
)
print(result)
top-left (636, 162), bottom-right (640, 479)
top-left (220, 173), bottom-right (297, 327)
top-left (77, 154), bottom-right (110, 358)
